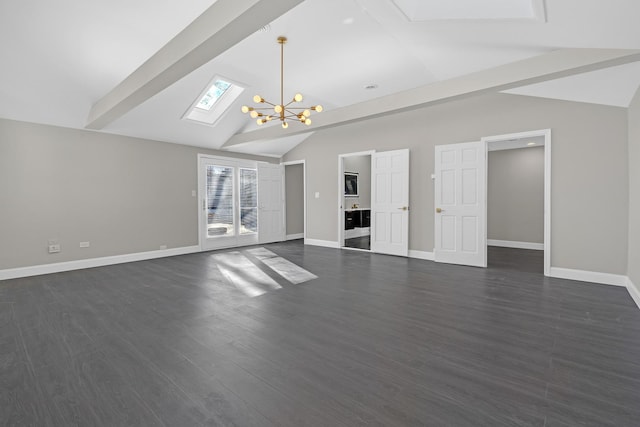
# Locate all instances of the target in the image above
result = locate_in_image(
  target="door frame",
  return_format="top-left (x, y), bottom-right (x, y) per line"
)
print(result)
top-left (283, 160), bottom-right (307, 241)
top-left (337, 150), bottom-right (375, 249)
top-left (197, 154), bottom-right (259, 251)
top-left (480, 129), bottom-right (552, 276)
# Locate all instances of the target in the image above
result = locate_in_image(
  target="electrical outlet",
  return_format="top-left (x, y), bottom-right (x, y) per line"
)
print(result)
top-left (79, 241), bottom-right (90, 248)
top-left (48, 244), bottom-right (61, 253)
top-left (159, 245), bottom-right (167, 250)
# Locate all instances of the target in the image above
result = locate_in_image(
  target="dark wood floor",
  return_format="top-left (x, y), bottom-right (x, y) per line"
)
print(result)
top-left (1, 242), bottom-right (639, 426)
top-left (344, 235), bottom-right (370, 250)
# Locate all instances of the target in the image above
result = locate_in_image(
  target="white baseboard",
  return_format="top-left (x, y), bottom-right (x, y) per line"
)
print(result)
top-left (345, 227), bottom-right (370, 239)
top-left (0, 245), bottom-right (201, 281)
top-left (304, 239), bottom-right (340, 249)
top-left (408, 250), bottom-right (435, 261)
top-left (286, 233), bottom-right (304, 240)
top-left (548, 267), bottom-right (627, 287)
top-left (488, 239), bottom-right (544, 251)
top-left (626, 277), bottom-right (640, 309)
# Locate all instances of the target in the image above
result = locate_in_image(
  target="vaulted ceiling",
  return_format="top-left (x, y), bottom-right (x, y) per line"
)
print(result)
top-left (2, 0), bottom-right (640, 157)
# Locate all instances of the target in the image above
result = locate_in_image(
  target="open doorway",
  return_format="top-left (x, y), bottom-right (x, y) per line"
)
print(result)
top-left (483, 129), bottom-right (551, 276)
top-left (338, 152), bottom-right (373, 251)
top-left (284, 161), bottom-right (305, 241)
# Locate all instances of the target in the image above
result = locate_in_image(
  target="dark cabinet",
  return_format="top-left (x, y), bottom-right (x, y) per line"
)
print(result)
top-left (345, 211), bottom-right (355, 230)
top-left (361, 210), bottom-right (370, 227)
top-left (345, 209), bottom-right (370, 230)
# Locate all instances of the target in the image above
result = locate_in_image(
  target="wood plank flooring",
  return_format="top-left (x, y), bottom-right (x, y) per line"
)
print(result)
top-left (1, 242), bottom-right (639, 426)
top-left (344, 236), bottom-right (370, 250)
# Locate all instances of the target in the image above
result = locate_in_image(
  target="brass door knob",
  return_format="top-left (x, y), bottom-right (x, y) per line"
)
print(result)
top-left (397, 206), bottom-right (408, 211)
top-left (436, 208), bottom-right (442, 213)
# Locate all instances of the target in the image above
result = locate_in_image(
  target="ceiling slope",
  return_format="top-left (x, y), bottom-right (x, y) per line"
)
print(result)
top-left (222, 48), bottom-right (640, 149)
top-left (85, 0), bottom-right (303, 129)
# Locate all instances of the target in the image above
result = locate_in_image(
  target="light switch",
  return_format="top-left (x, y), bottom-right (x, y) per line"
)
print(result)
top-left (192, 190), bottom-right (197, 197)
top-left (315, 192), bottom-right (320, 199)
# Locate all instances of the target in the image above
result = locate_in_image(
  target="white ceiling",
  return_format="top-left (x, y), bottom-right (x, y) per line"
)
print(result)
top-left (1, 0), bottom-right (640, 157)
top-left (488, 135), bottom-right (545, 151)
top-left (392, 0), bottom-right (546, 22)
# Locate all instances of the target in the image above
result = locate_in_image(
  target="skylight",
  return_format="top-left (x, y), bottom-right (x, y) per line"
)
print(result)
top-left (184, 76), bottom-right (245, 126)
top-left (196, 80), bottom-right (232, 111)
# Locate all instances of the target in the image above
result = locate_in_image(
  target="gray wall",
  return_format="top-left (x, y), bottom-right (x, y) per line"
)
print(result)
top-left (285, 163), bottom-right (304, 236)
top-left (343, 155), bottom-right (371, 209)
top-left (284, 93), bottom-right (629, 275)
top-left (629, 88), bottom-right (640, 287)
top-left (488, 147), bottom-right (544, 244)
top-left (0, 118), bottom-right (274, 270)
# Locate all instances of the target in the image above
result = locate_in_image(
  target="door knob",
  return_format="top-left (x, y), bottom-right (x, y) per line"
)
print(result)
top-left (398, 206), bottom-right (408, 211)
top-left (436, 208), bottom-right (442, 213)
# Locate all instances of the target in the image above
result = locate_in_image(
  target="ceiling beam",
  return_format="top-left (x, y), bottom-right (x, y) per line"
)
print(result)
top-left (86, 0), bottom-right (303, 130)
top-left (222, 48), bottom-right (640, 148)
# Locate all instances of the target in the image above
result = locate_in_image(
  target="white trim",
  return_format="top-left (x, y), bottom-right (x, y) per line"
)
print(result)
top-left (543, 130), bottom-right (551, 277)
top-left (548, 267), bottom-right (628, 287)
top-left (626, 277), bottom-right (640, 309)
top-left (409, 250), bottom-right (435, 261)
top-left (341, 246), bottom-right (370, 253)
top-left (481, 128), bottom-right (551, 276)
top-left (0, 246), bottom-right (201, 281)
top-left (487, 239), bottom-right (544, 250)
top-left (286, 233), bottom-right (304, 240)
top-left (304, 239), bottom-right (340, 249)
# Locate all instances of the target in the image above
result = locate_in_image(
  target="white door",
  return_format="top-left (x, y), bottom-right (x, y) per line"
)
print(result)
top-left (371, 149), bottom-right (409, 256)
top-left (258, 163), bottom-right (285, 244)
top-left (434, 141), bottom-right (486, 267)
top-left (199, 157), bottom-right (258, 251)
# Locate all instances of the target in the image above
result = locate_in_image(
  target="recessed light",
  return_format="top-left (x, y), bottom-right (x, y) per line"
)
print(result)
top-left (527, 142), bottom-right (536, 146)
top-left (343, 17), bottom-right (355, 25)
top-left (364, 84), bottom-right (378, 90)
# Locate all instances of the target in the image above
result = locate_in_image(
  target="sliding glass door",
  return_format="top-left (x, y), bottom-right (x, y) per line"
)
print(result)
top-left (199, 157), bottom-right (258, 250)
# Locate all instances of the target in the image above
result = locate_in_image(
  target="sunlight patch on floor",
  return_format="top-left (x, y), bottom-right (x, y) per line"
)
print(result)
top-left (247, 248), bottom-right (318, 285)
top-left (212, 251), bottom-right (281, 297)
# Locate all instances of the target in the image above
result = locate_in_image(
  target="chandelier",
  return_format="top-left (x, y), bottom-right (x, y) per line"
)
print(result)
top-left (241, 36), bottom-right (322, 129)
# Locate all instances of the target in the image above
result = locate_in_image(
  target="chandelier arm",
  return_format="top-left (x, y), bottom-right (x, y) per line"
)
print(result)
top-left (284, 108), bottom-right (311, 116)
top-left (283, 114), bottom-right (308, 120)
